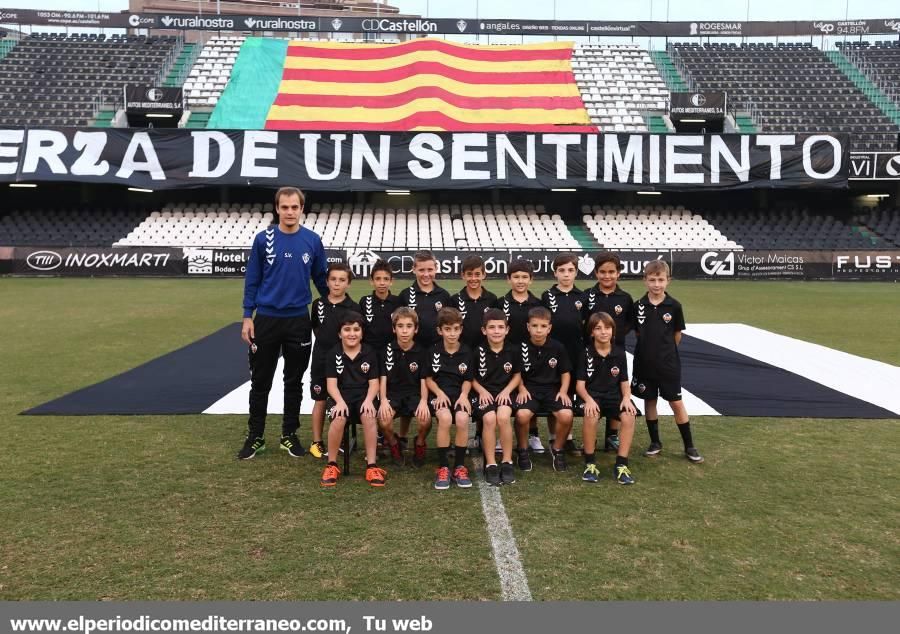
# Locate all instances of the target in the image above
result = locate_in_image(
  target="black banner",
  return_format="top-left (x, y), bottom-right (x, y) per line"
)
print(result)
top-left (848, 151), bottom-right (900, 180)
top-left (125, 86), bottom-right (183, 115)
top-left (12, 247), bottom-right (182, 276)
top-left (2, 9), bottom-right (900, 36)
top-left (0, 128), bottom-right (849, 191)
top-left (670, 92), bottom-right (727, 120)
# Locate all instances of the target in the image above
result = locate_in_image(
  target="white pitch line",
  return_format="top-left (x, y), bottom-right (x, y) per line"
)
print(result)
top-left (471, 454), bottom-right (533, 601)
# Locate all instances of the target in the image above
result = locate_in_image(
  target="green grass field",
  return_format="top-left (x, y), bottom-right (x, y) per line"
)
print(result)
top-left (1, 277), bottom-right (898, 600)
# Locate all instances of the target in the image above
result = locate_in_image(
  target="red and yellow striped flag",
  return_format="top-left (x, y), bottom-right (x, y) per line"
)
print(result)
top-left (265, 38), bottom-right (595, 132)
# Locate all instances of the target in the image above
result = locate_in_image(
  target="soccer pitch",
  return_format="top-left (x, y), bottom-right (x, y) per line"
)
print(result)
top-left (1, 277), bottom-right (898, 600)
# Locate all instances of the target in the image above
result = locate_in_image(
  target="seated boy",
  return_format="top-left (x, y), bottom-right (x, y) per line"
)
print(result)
top-left (425, 307), bottom-right (474, 490)
top-left (514, 307), bottom-right (574, 473)
top-left (378, 307), bottom-right (431, 467)
top-left (320, 313), bottom-right (383, 488)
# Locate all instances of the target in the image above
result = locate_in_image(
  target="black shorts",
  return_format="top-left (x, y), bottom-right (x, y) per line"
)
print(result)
top-left (473, 396), bottom-right (515, 422)
top-left (310, 375), bottom-right (327, 401)
top-left (429, 391), bottom-right (468, 417)
top-left (577, 396), bottom-right (635, 419)
top-left (517, 388), bottom-right (574, 414)
top-left (387, 392), bottom-right (422, 418)
top-left (631, 376), bottom-right (682, 402)
top-left (327, 395), bottom-right (374, 424)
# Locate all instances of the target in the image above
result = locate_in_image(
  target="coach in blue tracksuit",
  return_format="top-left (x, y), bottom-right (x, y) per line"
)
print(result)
top-left (238, 187), bottom-right (329, 460)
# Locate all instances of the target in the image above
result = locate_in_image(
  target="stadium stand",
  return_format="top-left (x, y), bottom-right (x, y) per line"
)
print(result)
top-left (857, 208), bottom-right (900, 247)
top-left (583, 205), bottom-right (736, 250)
top-left (704, 207), bottom-right (884, 249)
top-left (0, 33), bottom-right (180, 127)
top-left (572, 43), bottom-right (669, 132)
top-left (0, 207), bottom-right (147, 246)
top-left (670, 43), bottom-right (900, 151)
top-left (835, 41), bottom-right (900, 128)
top-left (115, 203), bottom-right (274, 248)
top-left (184, 35), bottom-right (245, 108)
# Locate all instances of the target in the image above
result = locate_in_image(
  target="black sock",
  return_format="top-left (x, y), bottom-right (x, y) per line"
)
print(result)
top-left (529, 427), bottom-right (539, 436)
top-left (437, 447), bottom-right (449, 467)
top-left (367, 463), bottom-right (377, 469)
top-left (647, 419), bottom-right (660, 444)
top-left (615, 456), bottom-right (629, 467)
top-left (604, 419), bottom-right (613, 439)
top-left (454, 446), bottom-right (467, 468)
top-left (583, 452), bottom-right (596, 465)
top-left (328, 460), bottom-right (339, 467)
top-left (677, 421), bottom-right (694, 449)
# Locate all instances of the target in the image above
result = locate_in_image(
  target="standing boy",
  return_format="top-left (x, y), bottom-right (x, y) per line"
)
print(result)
top-left (399, 250), bottom-right (452, 349)
top-left (425, 308), bottom-right (474, 490)
top-left (360, 259), bottom-right (403, 349)
top-left (451, 255), bottom-right (498, 350)
top-left (309, 263), bottom-right (361, 458)
top-left (320, 313), bottom-right (383, 487)
top-left (378, 307), bottom-right (431, 467)
top-left (632, 260), bottom-right (703, 464)
top-left (472, 309), bottom-right (521, 486)
top-left (514, 307), bottom-right (574, 473)
top-left (239, 186), bottom-right (328, 460)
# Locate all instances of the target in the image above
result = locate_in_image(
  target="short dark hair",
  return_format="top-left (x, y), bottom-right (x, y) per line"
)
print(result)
top-left (594, 252), bottom-right (621, 273)
top-left (413, 250), bottom-right (436, 265)
top-left (507, 259), bottom-right (533, 277)
top-left (482, 308), bottom-right (507, 327)
top-left (369, 259), bottom-right (393, 280)
top-left (338, 311), bottom-right (365, 331)
top-left (462, 255), bottom-right (485, 273)
top-left (553, 253), bottom-right (578, 270)
top-left (527, 306), bottom-right (552, 322)
top-left (275, 187), bottom-right (305, 207)
top-left (586, 311), bottom-right (616, 341)
top-left (436, 307), bottom-right (463, 328)
top-left (328, 262), bottom-right (353, 282)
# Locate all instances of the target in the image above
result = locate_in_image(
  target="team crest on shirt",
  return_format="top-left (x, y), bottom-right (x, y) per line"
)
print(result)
top-left (610, 366), bottom-right (620, 377)
top-left (574, 300), bottom-right (583, 310)
top-left (434, 301), bottom-right (443, 311)
top-left (361, 362), bottom-right (370, 374)
top-left (548, 357), bottom-right (558, 369)
top-left (614, 304), bottom-right (623, 315)
top-left (458, 363), bottom-right (468, 374)
top-left (409, 362), bottom-right (419, 373)
top-left (302, 252), bottom-right (310, 264)
top-left (503, 362), bottom-right (513, 374)
top-left (663, 312), bottom-right (672, 323)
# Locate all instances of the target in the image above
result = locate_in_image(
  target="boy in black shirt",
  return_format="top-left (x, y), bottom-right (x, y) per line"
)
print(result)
top-left (541, 253), bottom-right (584, 453)
top-left (378, 307), bottom-right (431, 467)
top-left (360, 259), bottom-right (403, 349)
top-left (320, 313), bottom-right (383, 488)
top-left (309, 263), bottom-right (362, 458)
top-left (451, 255), bottom-right (498, 349)
top-left (515, 307), bottom-right (574, 473)
top-left (399, 250), bottom-right (452, 349)
top-left (581, 252), bottom-right (636, 452)
top-left (500, 259), bottom-right (545, 454)
top-left (472, 309), bottom-right (521, 486)
top-left (632, 260), bottom-right (703, 464)
top-left (425, 308), bottom-right (474, 490)
top-left (576, 312), bottom-right (637, 485)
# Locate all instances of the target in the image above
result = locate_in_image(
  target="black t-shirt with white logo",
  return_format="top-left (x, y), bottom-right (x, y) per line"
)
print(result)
top-left (499, 291), bottom-right (543, 346)
top-left (581, 284), bottom-right (635, 347)
top-left (360, 292), bottom-right (403, 349)
top-left (475, 342), bottom-right (522, 395)
top-left (398, 282), bottom-right (453, 348)
top-left (426, 342), bottom-right (475, 396)
top-left (519, 338), bottom-right (572, 392)
top-left (542, 284), bottom-right (585, 365)
top-left (379, 341), bottom-right (425, 399)
top-left (325, 343), bottom-right (379, 402)
top-left (576, 345), bottom-right (629, 400)
top-left (632, 293), bottom-right (686, 380)
top-left (311, 295), bottom-right (362, 372)
top-left (450, 287), bottom-right (498, 349)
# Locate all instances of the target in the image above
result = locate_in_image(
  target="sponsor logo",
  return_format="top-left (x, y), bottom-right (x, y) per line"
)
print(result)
top-left (689, 22), bottom-right (698, 35)
top-left (691, 93), bottom-right (707, 107)
top-left (814, 21), bottom-right (835, 33)
top-left (456, 19), bottom-right (468, 32)
top-left (146, 88), bottom-right (164, 102)
top-left (588, 23), bottom-right (637, 33)
top-left (244, 17), bottom-right (316, 30)
top-left (432, 352), bottom-right (441, 373)
top-left (548, 357), bottom-right (558, 369)
top-left (128, 14), bottom-right (153, 27)
top-left (577, 253), bottom-right (595, 276)
top-left (458, 363), bottom-right (468, 374)
top-left (885, 19), bottom-right (900, 32)
top-left (636, 302), bottom-right (646, 325)
top-left (186, 249), bottom-right (213, 275)
top-left (0, 11), bottom-right (19, 20)
top-left (361, 18), bottom-right (438, 33)
top-left (335, 354), bottom-right (344, 375)
top-left (26, 250), bottom-right (62, 271)
top-left (160, 15), bottom-right (234, 29)
top-left (886, 155), bottom-right (900, 177)
top-left (849, 154), bottom-right (874, 178)
top-left (348, 249), bottom-right (380, 278)
top-left (360, 362), bottom-right (370, 374)
top-left (834, 254), bottom-right (900, 272)
top-left (663, 312), bottom-right (672, 323)
top-left (409, 362), bottom-right (419, 373)
top-left (701, 251), bottom-right (735, 276)
top-left (503, 362), bottom-right (512, 373)
top-left (331, 18), bottom-right (343, 31)
top-left (610, 366), bottom-right (620, 377)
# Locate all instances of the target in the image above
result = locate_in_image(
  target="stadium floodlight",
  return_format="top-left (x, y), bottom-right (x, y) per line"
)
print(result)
top-left (637, 191), bottom-right (662, 195)
top-left (127, 187), bottom-right (155, 193)
top-left (386, 189), bottom-right (410, 195)
top-left (9, 183), bottom-right (37, 188)
top-left (551, 188), bottom-right (577, 192)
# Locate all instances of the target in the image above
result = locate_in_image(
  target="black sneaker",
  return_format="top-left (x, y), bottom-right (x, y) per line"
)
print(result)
top-left (484, 463), bottom-right (501, 486)
top-left (517, 449), bottom-right (533, 472)
top-left (397, 436), bottom-right (409, 452)
top-left (685, 447), bottom-right (704, 463)
top-left (563, 438), bottom-right (580, 454)
top-left (237, 435), bottom-right (265, 460)
top-left (551, 449), bottom-right (568, 472)
top-left (500, 462), bottom-right (516, 485)
top-left (604, 434), bottom-right (620, 453)
top-left (279, 434), bottom-right (306, 457)
top-left (644, 441), bottom-right (663, 457)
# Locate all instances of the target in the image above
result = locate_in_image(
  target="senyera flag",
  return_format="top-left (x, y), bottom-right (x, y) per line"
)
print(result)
top-left (265, 38), bottom-right (596, 132)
